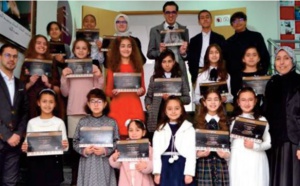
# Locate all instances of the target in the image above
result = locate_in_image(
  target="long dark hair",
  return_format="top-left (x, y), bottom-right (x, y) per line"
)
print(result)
top-left (25, 35), bottom-right (52, 59)
top-left (154, 49), bottom-right (181, 78)
top-left (233, 87), bottom-right (260, 119)
top-left (156, 96), bottom-right (187, 131)
top-left (195, 89), bottom-right (228, 131)
top-left (107, 36), bottom-right (143, 72)
top-left (242, 46), bottom-right (262, 71)
top-left (202, 44), bottom-right (228, 81)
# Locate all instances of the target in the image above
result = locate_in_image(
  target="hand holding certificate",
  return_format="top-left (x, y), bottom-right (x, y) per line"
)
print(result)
top-left (24, 58), bottom-right (52, 77)
top-left (242, 76), bottom-right (271, 95)
top-left (26, 131), bottom-right (63, 156)
top-left (196, 129), bottom-right (230, 152)
top-left (153, 78), bottom-right (182, 96)
top-left (113, 73), bottom-right (141, 92)
top-left (79, 126), bottom-right (114, 148)
top-left (160, 29), bottom-right (186, 47)
top-left (76, 28), bottom-right (99, 45)
top-left (116, 139), bottom-right (149, 161)
top-left (230, 117), bottom-right (267, 143)
top-left (200, 81), bottom-right (229, 96)
top-left (65, 58), bottom-right (93, 78)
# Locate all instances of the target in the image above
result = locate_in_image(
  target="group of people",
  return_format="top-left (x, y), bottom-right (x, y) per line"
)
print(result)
top-left (0, 1), bottom-right (299, 186)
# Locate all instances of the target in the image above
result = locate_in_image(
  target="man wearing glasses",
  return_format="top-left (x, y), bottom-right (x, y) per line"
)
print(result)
top-left (0, 44), bottom-right (28, 185)
top-left (224, 11), bottom-right (270, 97)
top-left (147, 1), bottom-right (190, 90)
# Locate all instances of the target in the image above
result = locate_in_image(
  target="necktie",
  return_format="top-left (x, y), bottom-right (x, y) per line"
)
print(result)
top-left (168, 26), bottom-right (174, 30)
top-left (209, 68), bottom-right (218, 81)
top-left (206, 118), bottom-right (219, 130)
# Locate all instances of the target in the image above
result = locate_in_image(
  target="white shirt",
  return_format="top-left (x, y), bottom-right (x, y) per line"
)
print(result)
top-left (164, 72), bottom-right (172, 78)
top-left (199, 31), bottom-right (211, 67)
top-left (0, 69), bottom-right (15, 105)
top-left (194, 66), bottom-right (233, 104)
top-left (205, 114), bottom-right (220, 123)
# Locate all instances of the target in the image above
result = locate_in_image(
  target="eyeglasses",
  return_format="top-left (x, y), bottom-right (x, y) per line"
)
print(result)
top-left (116, 20), bottom-right (127, 24)
top-left (3, 53), bottom-right (18, 59)
top-left (89, 99), bottom-right (103, 104)
top-left (232, 18), bottom-right (245, 25)
top-left (164, 11), bottom-right (177, 15)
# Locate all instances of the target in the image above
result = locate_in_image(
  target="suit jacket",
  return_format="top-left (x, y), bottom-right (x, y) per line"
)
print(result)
top-left (147, 22), bottom-right (190, 91)
top-left (0, 75), bottom-right (28, 150)
top-left (187, 31), bottom-right (225, 83)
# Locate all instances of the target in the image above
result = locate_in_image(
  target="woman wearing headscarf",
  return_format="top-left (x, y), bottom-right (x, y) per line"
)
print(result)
top-left (264, 46), bottom-right (300, 186)
top-left (103, 14), bottom-right (146, 67)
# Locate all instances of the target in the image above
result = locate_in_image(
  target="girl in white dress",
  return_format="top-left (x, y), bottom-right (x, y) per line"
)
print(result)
top-left (229, 87), bottom-right (271, 186)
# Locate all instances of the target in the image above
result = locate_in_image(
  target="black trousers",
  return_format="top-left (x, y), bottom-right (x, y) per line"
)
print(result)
top-left (0, 142), bottom-right (21, 186)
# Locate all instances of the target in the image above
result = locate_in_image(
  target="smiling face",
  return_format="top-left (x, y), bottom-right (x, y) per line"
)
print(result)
top-left (73, 40), bottom-right (89, 59)
top-left (38, 93), bottom-right (56, 116)
top-left (119, 38), bottom-right (132, 59)
top-left (203, 92), bottom-right (221, 115)
top-left (49, 23), bottom-right (62, 41)
top-left (165, 99), bottom-right (182, 122)
top-left (83, 15), bottom-right (96, 29)
top-left (163, 5), bottom-right (178, 25)
top-left (232, 18), bottom-right (246, 33)
top-left (128, 121), bottom-right (146, 140)
top-left (237, 91), bottom-right (257, 114)
top-left (161, 55), bottom-right (175, 73)
top-left (275, 50), bottom-right (294, 75)
top-left (35, 37), bottom-right (48, 57)
top-left (208, 46), bottom-right (220, 66)
top-left (243, 48), bottom-right (260, 69)
top-left (116, 16), bottom-right (128, 33)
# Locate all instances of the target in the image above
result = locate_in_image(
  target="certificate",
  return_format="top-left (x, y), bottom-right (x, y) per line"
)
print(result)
top-left (76, 29), bottom-right (99, 45)
top-left (154, 78), bottom-right (182, 96)
top-left (160, 29), bottom-right (186, 47)
top-left (196, 129), bottom-right (230, 152)
top-left (79, 126), bottom-right (114, 147)
top-left (101, 35), bottom-right (116, 52)
top-left (200, 81), bottom-right (228, 96)
top-left (27, 131), bottom-right (63, 156)
top-left (116, 139), bottom-right (149, 162)
top-left (113, 73), bottom-right (141, 92)
top-left (49, 42), bottom-right (66, 56)
top-left (65, 58), bottom-right (93, 78)
top-left (24, 58), bottom-right (52, 77)
top-left (230, 117), bottom-right (267, 143)
top-left (242, 76), bottom-right (271, 95)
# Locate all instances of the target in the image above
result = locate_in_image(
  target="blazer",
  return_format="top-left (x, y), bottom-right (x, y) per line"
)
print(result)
top-left (153, 120), bottom-right (196, 176)
top-left (0, 75), bottom-right (28, 150)
top-left (187, 31), bottom-right (225, 83)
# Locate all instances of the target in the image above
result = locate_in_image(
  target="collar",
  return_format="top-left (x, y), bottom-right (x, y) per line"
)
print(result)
top-left (202, 30), bottom-right (211, 36)
top-left (164, 72), bottom-right (172, 78)
top-left (0, 69), bottom-right (14, 81)
top-left (209, 66), bottom-right (218, 70)
top-left (164, 22), bottom-right (178, 30)
top-left (205, 114), bottom-right (220, 123)
top-left (240, 113), bottom-right (254, 119)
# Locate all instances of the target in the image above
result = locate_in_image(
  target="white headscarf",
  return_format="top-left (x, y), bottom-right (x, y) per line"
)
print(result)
top-left (114, 14), bottom-right (132, 36)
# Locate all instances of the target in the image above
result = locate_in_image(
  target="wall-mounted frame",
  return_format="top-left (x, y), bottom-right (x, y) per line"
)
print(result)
top-left (0, 1), bottom-right (36, 51)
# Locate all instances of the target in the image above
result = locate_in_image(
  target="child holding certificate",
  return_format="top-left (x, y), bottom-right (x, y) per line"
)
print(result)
top-left (21, 89), bottom-right (68, 186)
top-left (20, 35), bottom-right (63, 119)
top-left (145, 49), bottom-right (190, 140)
top-left (194, 44), bottom-right (233, 105)
top-left (105, 36), bottom-right (145, 139)
top-left (60, 38), bottom-right (103, 185)
top-left (153, 96), bottom-right (196, 186)
top-left (73, 88), bottom-right (119, 186)
top-left (194, 89), bottom-right (230, 185)
top-left (229, 87), bottom-right (271, 186)
top-left (109, 119), bottom-right (154, 186)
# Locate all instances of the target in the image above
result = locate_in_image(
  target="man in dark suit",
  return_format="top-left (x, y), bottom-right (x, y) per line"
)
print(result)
top-left (187, 10), bottom-right (225, 84)
top-left (147, 1), bottom-right (189, 90)
top-left (0, 44), bottom-right (28, 186)
top-left (224, 11), bottom-right (270, 97)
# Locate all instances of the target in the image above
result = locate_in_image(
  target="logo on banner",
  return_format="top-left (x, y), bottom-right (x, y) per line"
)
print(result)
top-left (215, 15), bottom-right (231, 27)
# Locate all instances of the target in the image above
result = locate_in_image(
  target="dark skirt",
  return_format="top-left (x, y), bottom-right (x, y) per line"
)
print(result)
top-left (195, 153), bottom-right (229, 186)
top-left (27, 155), bottom-right (64, 186)
top-left (160, 155), bottom-right (194, 186)
top-left (268, 142), bottom-right (300, 186)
